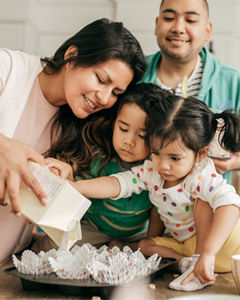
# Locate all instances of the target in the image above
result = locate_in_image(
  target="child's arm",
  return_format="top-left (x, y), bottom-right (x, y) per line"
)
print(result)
top-left (147, 206), bottom-right (165, 238)
top-left (73, 162), bottom-right (152, 200)
top-left (196, 205), bottom-right (239, 281)
top-left (72, 176), bottom-right (121, 199)
top-left (184, 159), bottom-right (240, 284)
top-left (183, 204), bottom-right (240, 285)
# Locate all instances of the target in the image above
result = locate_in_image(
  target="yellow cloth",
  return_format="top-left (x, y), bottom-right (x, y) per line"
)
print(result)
top-left (151, 219), bottom-right (240, 272)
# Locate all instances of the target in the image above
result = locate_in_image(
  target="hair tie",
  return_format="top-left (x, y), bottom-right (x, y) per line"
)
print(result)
top-left (214, 113), bottom-right (222, 120)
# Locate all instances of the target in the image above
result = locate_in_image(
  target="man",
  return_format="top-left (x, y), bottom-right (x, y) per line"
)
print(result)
top-left (141, 0), bottom-right (240, 181)
top-left (140, 0), bottom-right (240, 292)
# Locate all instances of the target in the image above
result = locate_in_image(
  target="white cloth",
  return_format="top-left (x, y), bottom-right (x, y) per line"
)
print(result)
top-left (112, 158), bottom-right (240, 242)
top-left (169, 254), bottom-right (215, 291)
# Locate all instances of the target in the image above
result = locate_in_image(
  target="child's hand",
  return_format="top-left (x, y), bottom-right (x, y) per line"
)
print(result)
top-left (44, 158), bottom-right (74, 180)
top-left (181, 253), bottom-right (218, 285)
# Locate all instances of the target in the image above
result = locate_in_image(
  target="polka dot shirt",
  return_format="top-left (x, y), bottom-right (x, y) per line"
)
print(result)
top-left (111, 158), bottom-right (240, 242)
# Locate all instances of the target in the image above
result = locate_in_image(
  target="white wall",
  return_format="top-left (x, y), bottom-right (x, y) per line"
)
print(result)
top-left (0, 0), bottom-right (239, 70)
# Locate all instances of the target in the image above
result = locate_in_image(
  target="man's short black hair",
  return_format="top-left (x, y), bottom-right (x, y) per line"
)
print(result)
top-left (160, 0), bottom-right (209, 16)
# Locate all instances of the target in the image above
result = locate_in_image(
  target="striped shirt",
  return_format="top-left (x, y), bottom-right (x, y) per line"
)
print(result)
top-left (157, 55), bottom-right (203, 97)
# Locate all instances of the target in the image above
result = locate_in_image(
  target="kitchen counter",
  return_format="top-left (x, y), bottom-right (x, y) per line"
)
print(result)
top-left (0, 258), bottom-right (239, 300)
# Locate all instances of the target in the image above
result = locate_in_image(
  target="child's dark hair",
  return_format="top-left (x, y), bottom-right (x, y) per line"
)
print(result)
top-left (146, 93), bottom-right (240, 155)
top-left (116, 83), bottom-right (163, 123)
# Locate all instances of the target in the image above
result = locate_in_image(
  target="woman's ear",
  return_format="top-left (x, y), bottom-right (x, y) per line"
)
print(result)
top-left (64, 45), bottom-right (78, 60)
top-left (197, 146), bottom-right (209, 161)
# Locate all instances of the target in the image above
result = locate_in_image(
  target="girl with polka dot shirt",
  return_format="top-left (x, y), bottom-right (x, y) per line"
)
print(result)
top-left (73, 91), bottom-right (240, 292)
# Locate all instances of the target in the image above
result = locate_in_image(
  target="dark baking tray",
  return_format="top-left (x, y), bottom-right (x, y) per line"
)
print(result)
top-left (4, 257), bottom-right (176, 299)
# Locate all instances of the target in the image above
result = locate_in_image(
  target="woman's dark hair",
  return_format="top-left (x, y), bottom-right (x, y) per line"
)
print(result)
top-left (147, 92), bottom-right (240, 155)
top-left (41, 18), bottom-right (146, 86)
top-left (44, 18), bottom-right (147, 175)
top-left (45, 83), bottom-right (163, 176)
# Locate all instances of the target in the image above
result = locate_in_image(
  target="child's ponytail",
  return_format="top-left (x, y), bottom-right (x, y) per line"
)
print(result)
top-left (215, 110), bottom-right (240, 153)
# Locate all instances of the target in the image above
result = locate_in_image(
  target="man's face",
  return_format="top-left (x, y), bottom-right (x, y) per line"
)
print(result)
top-left (155, 0), bottom-right (212, 62)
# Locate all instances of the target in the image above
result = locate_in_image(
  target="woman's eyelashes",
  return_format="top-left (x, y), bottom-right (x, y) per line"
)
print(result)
top-left (96, 74), bottom-right (120, 97)
top-left (119, 126), bottom-right (128, 132)
top-left (96, 74), bottom-right (104, 84)
top-left (112, 90), bottom-right (120, 97)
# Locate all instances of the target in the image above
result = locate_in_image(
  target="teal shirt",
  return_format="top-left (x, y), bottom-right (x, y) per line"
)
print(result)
top-left (140, 47), bottom-right (240, 183)
top-left (75, 156), bottom-right (151, 238)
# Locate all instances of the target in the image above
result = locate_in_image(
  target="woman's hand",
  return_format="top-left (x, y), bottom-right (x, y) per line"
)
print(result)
top-left (0, 134), bottom-right (47, 215)
top-left (44, 157), bottom-right (74, 180)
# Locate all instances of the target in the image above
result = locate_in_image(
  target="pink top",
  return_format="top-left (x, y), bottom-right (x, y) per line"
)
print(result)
top-left (13, 77), bottom-right (58, 153)
top-left (0, 78), bottom-right (58, 264)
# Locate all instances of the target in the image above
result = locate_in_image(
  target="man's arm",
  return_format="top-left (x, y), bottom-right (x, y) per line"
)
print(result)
top-left (212, 153), bottom-right (240, 174)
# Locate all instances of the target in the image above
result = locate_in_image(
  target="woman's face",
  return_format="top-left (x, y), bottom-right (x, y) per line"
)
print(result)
top-left (62, 58), bottom-right (134, 118)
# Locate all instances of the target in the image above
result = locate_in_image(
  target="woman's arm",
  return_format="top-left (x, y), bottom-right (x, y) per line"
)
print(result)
top-left (72, 176), bottom-right (121, 199)
top-left (0, 134), bottom-right (47, 215)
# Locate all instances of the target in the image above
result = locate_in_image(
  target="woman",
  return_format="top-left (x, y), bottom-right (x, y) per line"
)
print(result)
top-left (0, 18), bottom-right (146, 264)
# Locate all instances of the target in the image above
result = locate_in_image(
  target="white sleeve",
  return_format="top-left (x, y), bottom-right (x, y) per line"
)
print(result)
top-left (110, 160), bottom-right (155, 200)
top-left (189, 159), bottom-right (240, 211)
top-left (0, 49), bottom-right (12, 93)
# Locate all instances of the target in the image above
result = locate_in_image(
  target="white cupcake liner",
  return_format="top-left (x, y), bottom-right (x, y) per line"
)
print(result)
top-left (13, 244), bottom-right (161, 284)
top-left (13, 249), bottom-right (57, 275)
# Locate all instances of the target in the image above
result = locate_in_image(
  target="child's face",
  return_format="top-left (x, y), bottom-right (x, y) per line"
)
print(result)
top-left (112, 103), bottom-right (150, 163)
top-left (151, 137), bottom-right (197, 187)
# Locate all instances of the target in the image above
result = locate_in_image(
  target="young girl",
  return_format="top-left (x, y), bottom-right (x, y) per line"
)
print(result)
top-left (34, 83), bottom-right (163, 252)
top-left (71, 91), bottom-right (240, 291)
